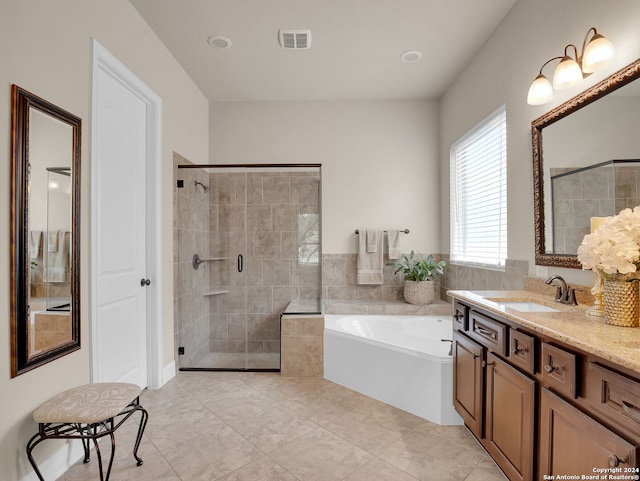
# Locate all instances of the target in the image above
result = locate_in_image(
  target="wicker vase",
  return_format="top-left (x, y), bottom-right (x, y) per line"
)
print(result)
top-left (403, 280), bottom-right (435, 305)
top-left (603, 278), bottom-right (640, 327)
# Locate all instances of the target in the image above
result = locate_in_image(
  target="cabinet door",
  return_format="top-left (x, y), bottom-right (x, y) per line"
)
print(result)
top-left (485, 353), bottom-right (535, 481)
top-left (453, 331), bottom-right (484, 438)
top-left (539, 388), bottom-right (638, 476)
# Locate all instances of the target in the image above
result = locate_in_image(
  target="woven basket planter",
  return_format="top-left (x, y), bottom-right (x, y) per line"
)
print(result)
top-left (403, 280), bottom-right (436, 305)
top-left (604, 278), bottom-right (640, 327)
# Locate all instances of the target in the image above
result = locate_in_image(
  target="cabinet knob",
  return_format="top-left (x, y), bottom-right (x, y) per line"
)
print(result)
top-left (608, 454), bottom-right (625, 467)
top-left (482, 360), bottom-right (494, 368)
top-left (543, 364), bottom-right (558, 373)
top-left (513, 346), bottom-right (526, 354)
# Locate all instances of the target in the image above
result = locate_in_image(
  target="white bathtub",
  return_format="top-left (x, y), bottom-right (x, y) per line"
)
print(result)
top-left (324, 314), bottom-right (463, 425)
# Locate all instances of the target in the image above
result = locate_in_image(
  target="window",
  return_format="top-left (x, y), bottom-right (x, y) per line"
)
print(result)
top-left (298, 213), bottom-right (319, 264)
top-left (450, 105), bottom-right (507, 269)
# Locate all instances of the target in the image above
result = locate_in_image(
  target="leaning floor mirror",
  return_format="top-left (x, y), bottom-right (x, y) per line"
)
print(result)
top-left (10, 85), bottom-right (81, 377)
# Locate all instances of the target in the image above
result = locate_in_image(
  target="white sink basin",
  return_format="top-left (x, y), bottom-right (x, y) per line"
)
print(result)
top-left (497, 302), bottom-right (560, 313)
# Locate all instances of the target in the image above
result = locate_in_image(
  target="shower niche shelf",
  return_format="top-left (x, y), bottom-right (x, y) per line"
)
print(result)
top-left (202, 290), bottom-right (229, 297)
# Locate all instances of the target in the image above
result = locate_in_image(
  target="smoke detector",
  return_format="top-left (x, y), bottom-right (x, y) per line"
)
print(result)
top-left (279, 29), bottom-right (311, 49)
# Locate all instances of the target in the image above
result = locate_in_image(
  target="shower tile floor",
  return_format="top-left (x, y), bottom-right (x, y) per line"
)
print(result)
top-left (56, 371), bottom-right (507, 481)
top-left (193, 353), bottom-right (281, 370)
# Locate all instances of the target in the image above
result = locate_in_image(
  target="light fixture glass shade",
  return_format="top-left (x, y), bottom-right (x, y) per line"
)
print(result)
top-left (582, 34), bottom-right (615, 73)
top-left (553, 55), bottom-right (583, 89)
top-left (527, 74), bottom-right (554, 105)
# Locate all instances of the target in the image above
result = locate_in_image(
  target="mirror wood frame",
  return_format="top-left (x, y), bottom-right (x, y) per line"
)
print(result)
top-left (532, 58), bottom-right (640, 268)
top-left (10, 85), bottom-right (81, 377)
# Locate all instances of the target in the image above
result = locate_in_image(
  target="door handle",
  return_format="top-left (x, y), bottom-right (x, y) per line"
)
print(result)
top-left (140, 278), bottom-right (151, 287)
top-left (237, 254), bottom-right (243, 273)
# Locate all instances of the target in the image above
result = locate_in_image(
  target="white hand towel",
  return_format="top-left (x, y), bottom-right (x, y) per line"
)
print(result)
top-left (357, 230), bottom-right (383, 284)
top-left (387, 229), bottom-right (402, 260)
top-left (366, 229), bottom-right (378, 253)
top-left (30, 230), bottom-right (43, 258)
top-left (47, 231), bottom-right (69, 282)
top-left (47, 230), bottom-right (59, 252)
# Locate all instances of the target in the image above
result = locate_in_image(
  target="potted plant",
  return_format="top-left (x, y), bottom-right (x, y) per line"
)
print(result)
top-left (387, 251), bottom-right (446, 305)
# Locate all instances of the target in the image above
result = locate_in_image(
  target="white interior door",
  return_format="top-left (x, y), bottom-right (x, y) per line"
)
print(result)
top-left (91, 45), bottom-right (153, 388)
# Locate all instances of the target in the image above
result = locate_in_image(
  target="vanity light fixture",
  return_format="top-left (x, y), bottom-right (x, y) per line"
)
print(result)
top-left (527, 27), bottom-right (615, 105)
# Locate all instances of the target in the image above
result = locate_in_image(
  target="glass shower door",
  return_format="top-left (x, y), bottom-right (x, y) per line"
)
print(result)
top-left (176, 164), bottom-right (321, 371)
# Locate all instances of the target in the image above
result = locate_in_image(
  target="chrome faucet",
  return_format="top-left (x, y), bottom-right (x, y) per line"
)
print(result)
top-left (545, 275), bottom-right (578, 305)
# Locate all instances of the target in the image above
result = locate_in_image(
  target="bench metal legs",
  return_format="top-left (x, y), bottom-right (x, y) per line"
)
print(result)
top-left (26, 397), bottom-right (148, 481)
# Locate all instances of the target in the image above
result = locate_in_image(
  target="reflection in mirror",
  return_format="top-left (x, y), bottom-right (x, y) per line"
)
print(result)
top-left (549, 160), bottom-right (640, 254)
top-left (532, 58), bottom-right (640, 268)
top-left (11, 85), bottom-right (81, 377)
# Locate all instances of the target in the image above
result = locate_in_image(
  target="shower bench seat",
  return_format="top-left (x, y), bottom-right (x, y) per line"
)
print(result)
top-left (26, 382), bottom-right (148, 481)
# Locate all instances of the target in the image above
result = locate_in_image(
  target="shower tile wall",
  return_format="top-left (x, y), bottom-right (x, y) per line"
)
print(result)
top-left (209, 171), bottom-right (321, 355)
top-left (173, 153), bottom-right (210, 367)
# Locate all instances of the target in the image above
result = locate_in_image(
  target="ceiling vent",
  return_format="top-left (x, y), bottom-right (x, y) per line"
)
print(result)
top-left (279, 29), bottom-right (311, 49)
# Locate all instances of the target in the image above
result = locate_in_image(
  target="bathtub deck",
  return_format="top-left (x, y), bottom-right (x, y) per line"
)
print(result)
top-left (322, 299), bottom-right (451, 316)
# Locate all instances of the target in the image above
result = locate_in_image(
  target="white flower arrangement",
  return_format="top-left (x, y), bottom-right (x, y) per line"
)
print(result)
top-left (577, 206), bottom-right (640, 279)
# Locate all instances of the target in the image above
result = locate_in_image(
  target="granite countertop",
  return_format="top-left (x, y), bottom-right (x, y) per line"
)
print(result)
top-left (447, 289), bottom-right (640, 374)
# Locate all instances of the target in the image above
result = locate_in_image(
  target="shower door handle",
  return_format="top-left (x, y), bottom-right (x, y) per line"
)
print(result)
top-left (237, 254), bottom-right (243, 273)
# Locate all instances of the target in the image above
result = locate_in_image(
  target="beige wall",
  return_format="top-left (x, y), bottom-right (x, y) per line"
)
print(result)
top-left (439, 0), bottom-right (640, 287)
top-left (0, 1), bottom-right (209, 480)
top-left (210, 100), bottom-right (441, 255)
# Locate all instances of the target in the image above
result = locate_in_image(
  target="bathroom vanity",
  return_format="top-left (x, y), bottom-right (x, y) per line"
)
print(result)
top-left (448, 290), bottom-right (640, 481)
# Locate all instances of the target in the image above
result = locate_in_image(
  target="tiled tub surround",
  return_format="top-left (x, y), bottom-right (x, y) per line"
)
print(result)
top-left (173, 154), bottom-right (211, 368)
top-left (280, 314), bottom-right (324, 377)
top-left (322, 253), bottom-right (529, 304)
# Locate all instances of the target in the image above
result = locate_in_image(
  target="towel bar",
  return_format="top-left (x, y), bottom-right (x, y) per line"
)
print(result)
top-left (354, 229), bottom-right (409, 235)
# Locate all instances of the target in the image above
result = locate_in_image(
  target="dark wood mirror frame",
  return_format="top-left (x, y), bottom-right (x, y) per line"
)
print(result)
top-left (532, 58), bottom-right (640, 268)
top-left (10, 85), bottom-right (81, 377)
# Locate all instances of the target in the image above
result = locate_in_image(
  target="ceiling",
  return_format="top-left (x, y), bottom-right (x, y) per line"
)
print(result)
top-left (130, 0), bottom-right (517, 102)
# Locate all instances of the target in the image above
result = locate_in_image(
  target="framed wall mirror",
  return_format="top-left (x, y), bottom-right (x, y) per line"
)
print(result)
top-left (10, 85), bottom-right (81, 377)
top-left (532, 58), bottom-right (640, 268)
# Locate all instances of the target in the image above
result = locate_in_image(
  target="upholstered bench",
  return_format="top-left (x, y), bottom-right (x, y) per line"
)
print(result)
top-left (26, 383), bottom-right (148, 481)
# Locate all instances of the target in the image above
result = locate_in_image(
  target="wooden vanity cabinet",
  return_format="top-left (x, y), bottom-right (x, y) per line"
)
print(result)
top-left (452, 300), bottom-right (640, 480)
top-left (453, 330), bottom-right (484, 438)
top-left (485, 353), bottom-right (535, 481)
top-left (453, 308), bottom-right (535, 481)
top-left (540, 388), bottom-right (637, 473)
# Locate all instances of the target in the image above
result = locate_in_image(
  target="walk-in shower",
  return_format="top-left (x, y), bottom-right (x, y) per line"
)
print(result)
top-left (174, 163), bottom-right (322, 371)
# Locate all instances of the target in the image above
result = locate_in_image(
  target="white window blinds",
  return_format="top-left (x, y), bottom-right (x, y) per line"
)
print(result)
top-left (450, 105), bottom-right (507, 269)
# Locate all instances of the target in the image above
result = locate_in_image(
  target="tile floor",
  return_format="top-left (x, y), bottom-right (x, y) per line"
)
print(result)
top-left (57, 371), bottom-right (508, 481)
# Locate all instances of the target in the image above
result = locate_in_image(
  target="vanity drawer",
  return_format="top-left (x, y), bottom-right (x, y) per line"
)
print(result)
top-left (589, 363), bottom-right (640, 433)
top-left (468, 311), bottom-right (507, 356)
top-left (509, 330), bottom-right (536, 375)
top-left (453, 301), bottom-right (468, 331)
top-left (541, 343), bottom-right (577, 399)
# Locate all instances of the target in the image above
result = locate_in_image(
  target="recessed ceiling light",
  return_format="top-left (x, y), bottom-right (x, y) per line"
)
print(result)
top-left (207, 35), bottom-right (232, 49)
top-left (401, 50), bottom-right (422, 63)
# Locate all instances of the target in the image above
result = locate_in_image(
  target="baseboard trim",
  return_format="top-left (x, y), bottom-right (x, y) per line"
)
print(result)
top-left (161, 360), bottom-right (176, 386)
top-left (21, 440), bottom-right (84, 481)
